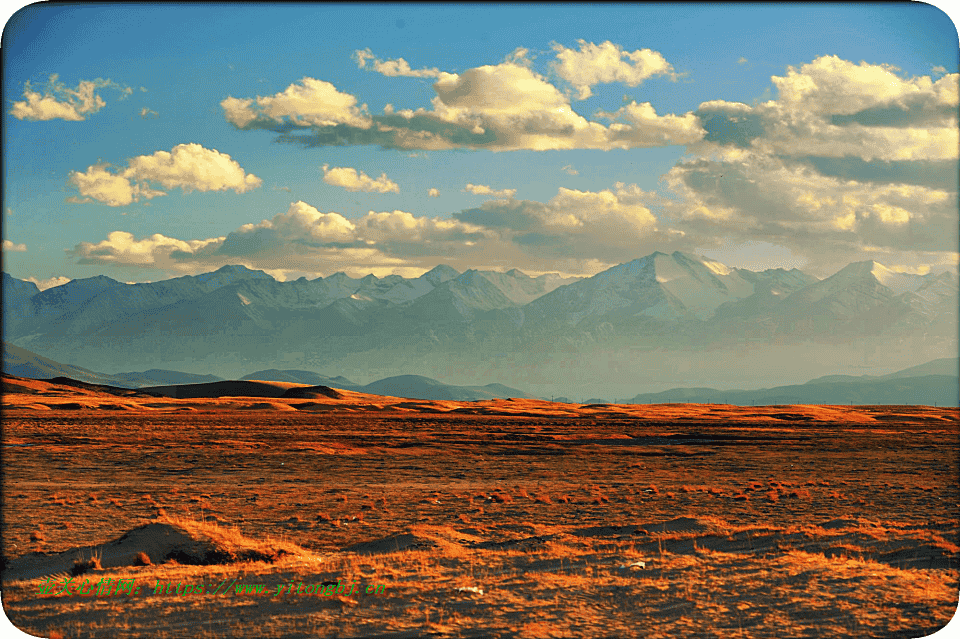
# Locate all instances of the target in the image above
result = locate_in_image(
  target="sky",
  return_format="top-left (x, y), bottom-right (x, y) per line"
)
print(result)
top-left (2, 2), bottom-right (959, 290)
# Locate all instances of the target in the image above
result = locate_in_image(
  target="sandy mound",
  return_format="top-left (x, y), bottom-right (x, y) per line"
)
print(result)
top-left (238, 402), bottom-right (298, 411)
top-left (571, 525), bottom-right (639, 538)
top-left (641, 517), bottom-right (715, 534)
top-left (281, 385), bottom-right (344, 400)
top-left (1, 380), bottom-right (39, 394)
top-left (342, 533), bottom-right (438, 555)
top-left (140, 380), bottom-right (307, 399)
top-left (3, 518), bottom-right (307, 582)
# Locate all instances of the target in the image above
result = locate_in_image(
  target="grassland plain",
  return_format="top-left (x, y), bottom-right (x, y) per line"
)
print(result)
top-left (1, 375), bottom-right (958, 638)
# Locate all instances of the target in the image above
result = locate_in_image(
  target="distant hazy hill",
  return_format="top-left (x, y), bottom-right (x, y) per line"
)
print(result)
top-left (806, 357), bottom-right (958, 385)
top-left (3, 343), bottom-right (537, 401)
top-left (112, 369), bottom-right (223, 387)
top-left (358, 374), bottom-right (538, 401)
top-left (3, 342), bottom-right (122, 386)
top-left (2, 343), bottom-right (222, 388)
top-left (240, 370), bottom-right (538, 401)
top-left (628, 358), bottom-right (959, 406)
top-left (240, 369), bottom-right (357, 388)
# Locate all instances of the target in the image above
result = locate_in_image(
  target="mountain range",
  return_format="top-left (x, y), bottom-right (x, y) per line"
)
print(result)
top-left (3, 252), bottom-right (957, 398)
top-left (3, 342), bottom-right (955, 406)
top-left (2, 343), bottom-right (537, 402)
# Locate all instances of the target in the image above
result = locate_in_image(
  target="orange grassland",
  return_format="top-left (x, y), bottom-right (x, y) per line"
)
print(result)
top-left (2, 374), bottom-right (958, 638)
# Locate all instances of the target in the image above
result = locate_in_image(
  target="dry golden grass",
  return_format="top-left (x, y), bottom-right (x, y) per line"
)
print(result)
top-left (1, 374), bottom-right (958, 637)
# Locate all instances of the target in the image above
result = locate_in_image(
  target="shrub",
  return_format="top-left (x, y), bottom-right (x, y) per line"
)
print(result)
top-left (71, 552), bottom-right (102, 576)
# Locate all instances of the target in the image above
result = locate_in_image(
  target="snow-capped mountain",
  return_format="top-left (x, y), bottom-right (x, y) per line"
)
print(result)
top-left (2, 254), bottom-right (955, 389)
top-left (523, 251), bottom-right (782, 328)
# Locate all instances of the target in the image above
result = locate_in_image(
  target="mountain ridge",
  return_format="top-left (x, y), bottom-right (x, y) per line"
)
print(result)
top-left (3, 252), bottom-right (956, 396)
top-left (4, 342), bottom-right (954, 405)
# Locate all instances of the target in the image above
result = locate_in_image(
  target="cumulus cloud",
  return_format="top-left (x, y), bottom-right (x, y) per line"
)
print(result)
top-left (464, 183), bottom-right (516, 198)
top-left (25, 276), bottom-right (72, 291)
top-left (551, 40), bottom-right (676, 100)
top-left (68, 143), bottom-right (262, 206)
top-left (353, 48), bottom-right (450, 79)
top-left (428, 188), bottom-right (440, 197)
top-left (504, 47), bottom-right (534, 67)
top-left (322, 164), bottom-right (399, 193)
top-left (695, 56), bottom-right (959, 162)
top-left (69, 185), bottom-right (689, 278)
top-left (452, 183), bottom-right (685, 267)
top-left (69, 231), bottom-right (226, 267)
top-left (655, 54), bottom-right (960, 274)
top-left (561, 165), bottom-right (579, 175)
top-left (598, 100), bottom-right (705, 147)
top-left (139, 107), bottom-right (158, 119)
top-left (222, 77), bottom-right (371, 130)
top-left (3, 239), bottom-right (27, 251)
top-left (10, 74), bottom-right (131, 121)
top-left (223, 63), bottom-right (703, 151)
top-left (660, 151), bottom-right (958, 273)
top-left (70, 201), bottom-right (491, 275)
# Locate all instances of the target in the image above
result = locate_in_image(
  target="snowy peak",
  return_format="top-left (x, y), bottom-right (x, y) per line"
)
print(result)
top-left (867, 262), bottom-right (926, 295)
top-left (796, 260), bottom-right (926, 304)
top-left (527, 251), bottom-right (758, 323)
top-left (476, 268), bottom-right (578, 305)
top-left (191, 264), bottom-right (275, 293)
top-left (410, 269), bottom-right (516, 319)
top-left (422, 264), bottom-right (460, 287)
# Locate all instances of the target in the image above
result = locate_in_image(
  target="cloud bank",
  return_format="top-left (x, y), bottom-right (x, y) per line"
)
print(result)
top-left (222, 59), bottom-right (703, 151)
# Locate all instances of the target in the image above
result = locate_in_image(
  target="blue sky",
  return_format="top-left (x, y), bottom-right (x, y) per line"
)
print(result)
top-left (2, 2), bottom-right (958, 288)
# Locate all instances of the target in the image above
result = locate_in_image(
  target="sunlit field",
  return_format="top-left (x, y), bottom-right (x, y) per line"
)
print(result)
top-left (3, 375), bottom-right (958, 638)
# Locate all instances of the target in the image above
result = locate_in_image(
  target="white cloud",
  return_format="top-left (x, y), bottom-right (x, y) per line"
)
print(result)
top-left (561, 165), bottom-right (578, 175)
top-left (666, 54), bottom-right (960, 274)
top-left (69, 200), bottom-right (493, 276)
top-left (696, 57), bottom-right (959, 162)
top-left (551, 40), bottom-right (676, 100)
top-left (25, 276), bottom-right (71, 291)
top-left (9, 75), bottom-right (131, 121)
top-left (464, 183), bottom-right (517, 198)
top-left (70, 231), bottom-right (225, 267)
top-left (222, 77), bottom-right (371, 129)
top-left (353, 48), bottom-right (449, 79)
top-left (738, 57), bottom-right (748, 65)
top-left (2, 239), bottom-right (27, 252)
top-left (224, 64), bottom-right (703, 151)
top-left (68, 143), bottom-right (262, 206)
top-left (598, 100), bottom-right (705, 147)
top-left (139, 107), bottom-right (158, 119)
top-left (428, 188), bottom-right (440, 197)
top-left (772, 55), bottom-right (957, 115)
top-left (451, 183), bottom-right (678, 269)
top-left (321, 164), bottom-right (399, 193)
top-left (504, 47), bottom-right (534, 67)
top-left (660, 151), bottom-right (958, 272)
